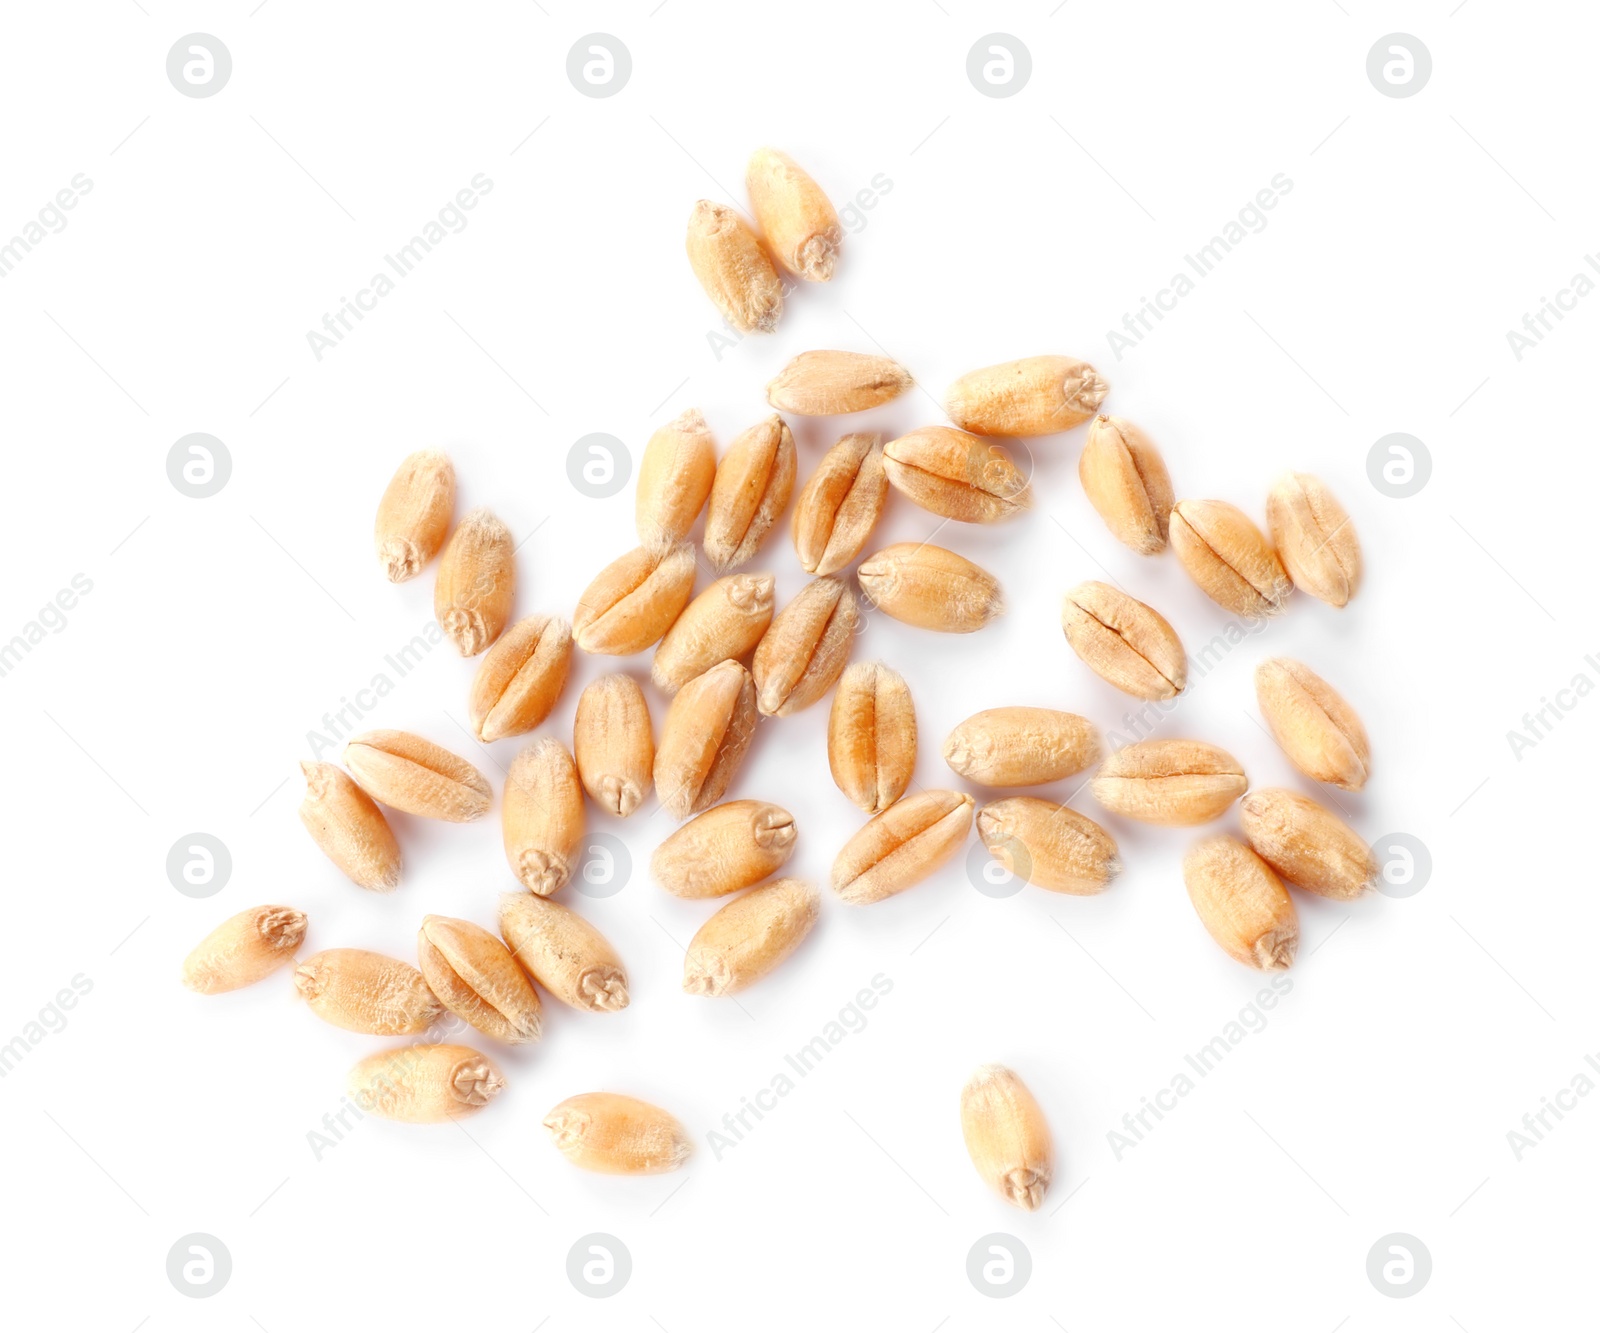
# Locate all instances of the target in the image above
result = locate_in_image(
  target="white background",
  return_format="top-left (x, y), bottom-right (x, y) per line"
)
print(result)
top-left (1, 1), bottom-right (1591, 1328)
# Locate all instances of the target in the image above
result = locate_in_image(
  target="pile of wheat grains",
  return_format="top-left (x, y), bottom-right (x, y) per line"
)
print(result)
top-left (182, 147), bottom-right (1367, 1207)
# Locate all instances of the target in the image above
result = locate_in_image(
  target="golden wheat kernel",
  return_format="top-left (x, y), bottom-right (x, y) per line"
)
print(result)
top-left (651, 799), bottom-right (796, 899)
top-left (344, 730), bottom-right (492, 823)
top-left (791, 433), bottom-right (888, 576)
top-left (683, 877), bottom-right (820, 996)
top-left (976, 798), bottom-right (1120, 896)
top-left (883, 427), bottom-right (1031, 524)
top-left (1060, 582), bottom-right (1186, 701)
top-left (543, 1092), bottom-right (692, 1173)
top-left (375, 450), bottom-right (455, 582)
top-left (704, 416), bottom-right (797, 572)
top-left (1266, 472), bottom-right (1362, 608)
top-left (827, 661), bottom-right (916, 814)
top-left (1090, 739), bottom-right (1246, 826)
top-left (832, 790), bottom-right (974, 905)
top-left (1169, 499), bottom-right (1292, 618)
top-left (653, 659), bottom-right (759, 820)
top-left (572, 543), bottom-right (697, 657)
top-left (573, 674), bottom-right (654, 817)
top-left (686, 200), bottom-right (783, 333)
top-left (466, 614), bottom-right (573, 743)
top-left (766, 351), bottom-right (910, 414)
top-left (434, 507), bottom-right (515, 655)
top-left (751, 577), bottom-right (858, 717)
top-left (348, 1044), bottom-right (505, 1123)
top-left (298, 761), bottom-right (400, 891)
top-left (960, 1065), bottom-right (1054, 1210)
top-left (417, 914), bottom-right (544, 1044)
top-left (1079, 416), bottom-right (1173, 554)
top-left (944, 356), bottom-right (1108, 437)
top-left (652, 573), bottom-right (775, 695)
top-left (294, 949), bottom-right (442, 1035)
top-left (1183, 835), bottom-right (1299, 971)
top-left (502, 738), bottom-right (586, 896)
top-left (746, 148), bottom-right (842, 282)
top-left (942, 707), bottom-right (1100, 787)
top-left (1254, 657), bottom-right (1370, 790)
top-left (857, 542), bottom-right (1003, 633)
top-left (182, 905), bottom-right (307, 994)
top-left (1238, 788), bottom-right (1376, 901)
top-left (498, 892), bottom-right (629, 1013)
top-left (637, 407), bottom-right (717, 547)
